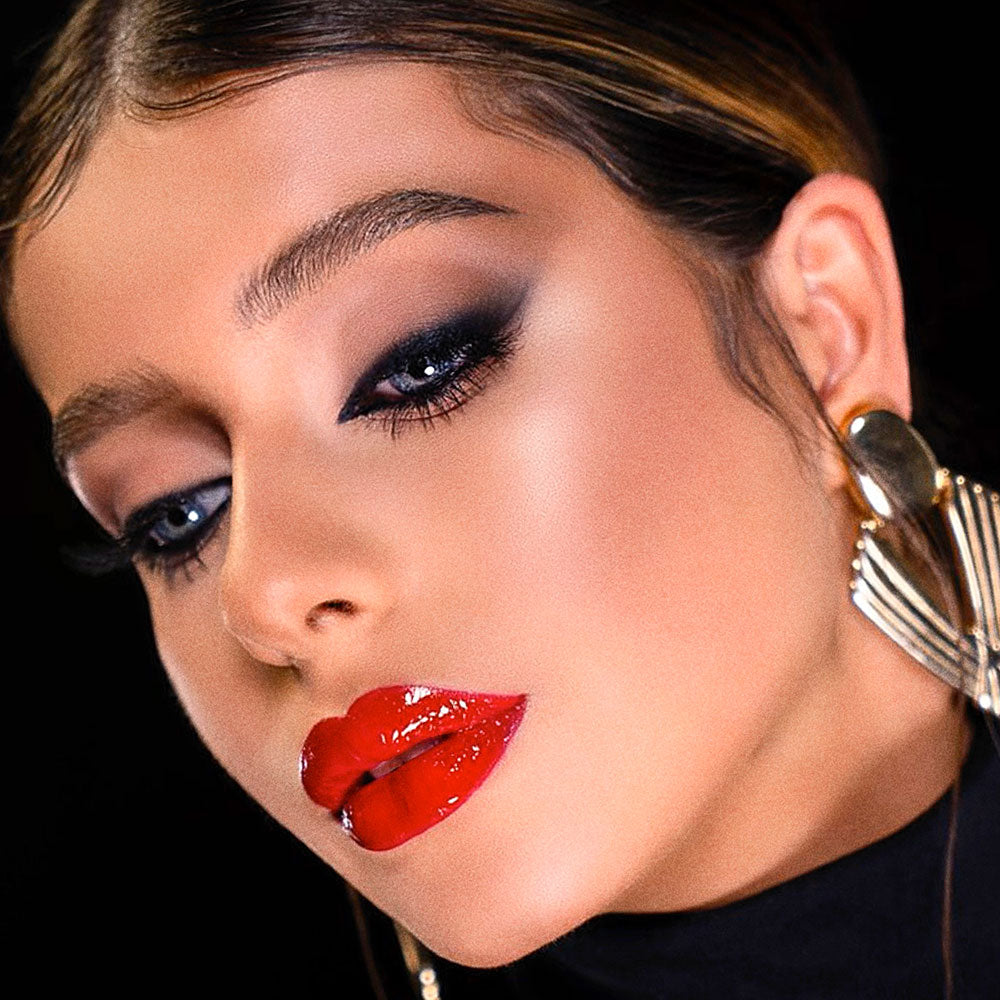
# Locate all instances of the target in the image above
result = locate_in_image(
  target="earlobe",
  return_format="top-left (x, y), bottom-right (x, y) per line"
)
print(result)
top-left (758, 172), bottom-right (910, 430)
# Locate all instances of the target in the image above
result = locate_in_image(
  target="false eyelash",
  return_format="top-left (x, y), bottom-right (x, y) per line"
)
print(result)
top-left (366, 351), bottom-right (510, 441)
top-left (59, 534), bottom-right (136, 578)
top-left (60, 479), bottom-right (231, 583)
top-left (337, 289), bottom-right (528, 439)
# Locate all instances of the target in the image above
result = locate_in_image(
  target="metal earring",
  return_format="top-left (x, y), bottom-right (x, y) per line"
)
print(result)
top-left (842, 408), bottom-right (999, 716)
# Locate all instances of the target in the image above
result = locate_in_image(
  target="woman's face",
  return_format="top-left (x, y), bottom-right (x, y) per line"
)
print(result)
top-left (10, 62), bottom-right (847, 965)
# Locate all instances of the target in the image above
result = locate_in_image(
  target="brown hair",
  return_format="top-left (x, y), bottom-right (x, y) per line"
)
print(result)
top-left (0, 0), bottom-right (883, 457)
top-left (0, 1), bottom-right (968, 994)
top-left (0, 0), bottom-right (960, 632)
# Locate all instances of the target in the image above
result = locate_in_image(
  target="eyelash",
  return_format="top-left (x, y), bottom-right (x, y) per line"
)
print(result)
top-left (62, 477), bottom-right (233, 585)
top-left (63, 291), bottom-right (528, 583)
top-left (338, 293), bottom-right (526, 439)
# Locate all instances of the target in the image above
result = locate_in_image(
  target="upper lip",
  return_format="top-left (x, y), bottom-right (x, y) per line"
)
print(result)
top-left (300, 684), bottom-right (527, 812)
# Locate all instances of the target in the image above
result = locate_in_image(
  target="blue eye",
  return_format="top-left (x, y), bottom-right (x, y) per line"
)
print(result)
top-left (62, 477), bottom-right (232, 584)
top-left (124, 477), bottom-right (232, 582)
top-left (135, 479), bottom-right (231, 556)
top-left (338, 288), bottom-right (527, 438)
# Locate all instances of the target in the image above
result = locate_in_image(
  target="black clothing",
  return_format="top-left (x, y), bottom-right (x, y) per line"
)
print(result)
top-left (435, 705), bottom-right (1000, 999)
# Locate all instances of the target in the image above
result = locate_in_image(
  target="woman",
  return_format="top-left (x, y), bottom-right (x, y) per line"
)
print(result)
top-left (1, 1), bottom-right (997, 997)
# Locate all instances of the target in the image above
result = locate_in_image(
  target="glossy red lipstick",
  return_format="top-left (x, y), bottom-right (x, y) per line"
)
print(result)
top-left (300, 685), bottom-right (527, 851)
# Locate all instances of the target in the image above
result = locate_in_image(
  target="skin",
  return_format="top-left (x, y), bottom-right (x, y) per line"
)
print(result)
top-left (8, 61), bottom-right (970, 967)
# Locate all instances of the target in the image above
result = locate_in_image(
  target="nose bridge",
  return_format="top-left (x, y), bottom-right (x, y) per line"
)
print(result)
top-left (217, 433), bottom-right (394, 669)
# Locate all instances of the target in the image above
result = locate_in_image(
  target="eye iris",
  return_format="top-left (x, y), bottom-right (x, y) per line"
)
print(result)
top-left (392, 352), bottom-right (457, 393)
top-left (150, 500), bottom-right (204, 547)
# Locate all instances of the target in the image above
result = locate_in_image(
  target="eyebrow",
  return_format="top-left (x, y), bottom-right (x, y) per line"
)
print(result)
top-left (235, 187), bottom-right (519, 327)
top-left (51, 363), bottom-right (184, 480)
top-left (50, 187), bottom-right (520, 477)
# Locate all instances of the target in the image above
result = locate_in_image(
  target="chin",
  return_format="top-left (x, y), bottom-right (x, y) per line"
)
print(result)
top-left (392, 835), bottom-right (615, 969)
top-left (417, 901), bottom-right (586, 969)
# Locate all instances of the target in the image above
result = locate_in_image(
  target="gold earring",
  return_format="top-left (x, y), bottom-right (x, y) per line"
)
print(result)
top-left (841, 408), bottom-right (999, 715)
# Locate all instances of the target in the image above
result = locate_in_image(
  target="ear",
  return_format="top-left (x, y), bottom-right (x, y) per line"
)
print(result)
top-left (757, 172), bottom-right (910, 487)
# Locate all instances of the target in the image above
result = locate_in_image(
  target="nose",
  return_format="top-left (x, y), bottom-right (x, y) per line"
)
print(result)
top-left (217, 456), bottom-right (397, 675)
top-left (220, 599), bottom-right (364, 669)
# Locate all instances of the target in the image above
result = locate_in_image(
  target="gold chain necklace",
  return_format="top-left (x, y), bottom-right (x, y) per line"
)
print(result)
top-left (345, 882), bottom-right (445, 999)
top-left (393, 920), bottom-right (444, 999)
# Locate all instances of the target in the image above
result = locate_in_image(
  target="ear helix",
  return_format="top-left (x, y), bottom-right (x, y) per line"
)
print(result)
top-left (840, 407), bottom-right (1000, 716)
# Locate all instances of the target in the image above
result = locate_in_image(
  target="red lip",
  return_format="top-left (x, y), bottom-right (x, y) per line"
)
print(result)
top-left (300, 685), bottom-right (527, 851)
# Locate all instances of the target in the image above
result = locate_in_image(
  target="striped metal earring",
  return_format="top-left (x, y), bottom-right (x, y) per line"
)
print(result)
top-left (841, 408), bottom-right (999, 716)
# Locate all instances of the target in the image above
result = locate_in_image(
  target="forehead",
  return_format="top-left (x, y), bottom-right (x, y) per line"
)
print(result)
top-left (9, 60), bottom-right (616, 411)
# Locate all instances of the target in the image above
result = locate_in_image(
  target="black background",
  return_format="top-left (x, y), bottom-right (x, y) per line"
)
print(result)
top-left (2, 2), bottom-right (998, 993)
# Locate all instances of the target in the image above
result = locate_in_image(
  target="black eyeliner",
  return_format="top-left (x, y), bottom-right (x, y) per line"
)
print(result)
top-left (337, 282), bottom-right (529, 424)
top-left (61, 476), bottom-right (232, 578)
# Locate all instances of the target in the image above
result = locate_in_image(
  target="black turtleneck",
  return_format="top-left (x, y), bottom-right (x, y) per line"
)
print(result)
top-left (433, 704), bottom-right (1000, 999)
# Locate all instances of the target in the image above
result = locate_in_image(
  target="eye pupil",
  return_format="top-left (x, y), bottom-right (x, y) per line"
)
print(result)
top-left (167, 505), bottom-right (191, 527)
top-left (408, 356), bottom-right (437, 380)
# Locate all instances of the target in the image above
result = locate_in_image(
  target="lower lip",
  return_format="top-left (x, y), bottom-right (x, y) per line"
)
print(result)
top-left (337, 700), bottom-right (526, 852)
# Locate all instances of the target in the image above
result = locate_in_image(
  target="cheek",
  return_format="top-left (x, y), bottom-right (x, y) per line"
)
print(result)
top-left (464, 259), bottom-right (836, 721)
top-left (373, 271), bottom-right (844, 933)
top-left (145, 577), bottom-right (304, 820)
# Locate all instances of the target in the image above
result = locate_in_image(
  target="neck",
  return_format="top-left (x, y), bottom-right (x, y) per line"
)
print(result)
top-left (615, 601), bottom-right (972, 912)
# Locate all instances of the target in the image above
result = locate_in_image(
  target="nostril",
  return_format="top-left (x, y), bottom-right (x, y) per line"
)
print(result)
top-left (305, 599), bottom-right (357, 629)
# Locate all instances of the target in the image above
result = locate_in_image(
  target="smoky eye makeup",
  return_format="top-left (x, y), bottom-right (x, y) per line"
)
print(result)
top-left (337, 277), bottom-right (531, 437)
top-left (62, 276), bottom-right (534, 584)
top-left (61, 475), bottom-right (233, 585)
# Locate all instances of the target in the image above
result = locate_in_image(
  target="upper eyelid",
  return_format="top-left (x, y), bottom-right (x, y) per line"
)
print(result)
top-left (348, 285), bottom-right (529, 390)
top-left (120, 474), bottom-right (232, 537)
top-left (351, 295), bottom-right (511, 382)
top-left (353, 320), bottom-right (454, 387)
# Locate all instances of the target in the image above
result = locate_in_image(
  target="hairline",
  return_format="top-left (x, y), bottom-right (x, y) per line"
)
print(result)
top-left (0, 57), bottom-right (550, 351)
top-left (2, 54), bottom-right (724, 366)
